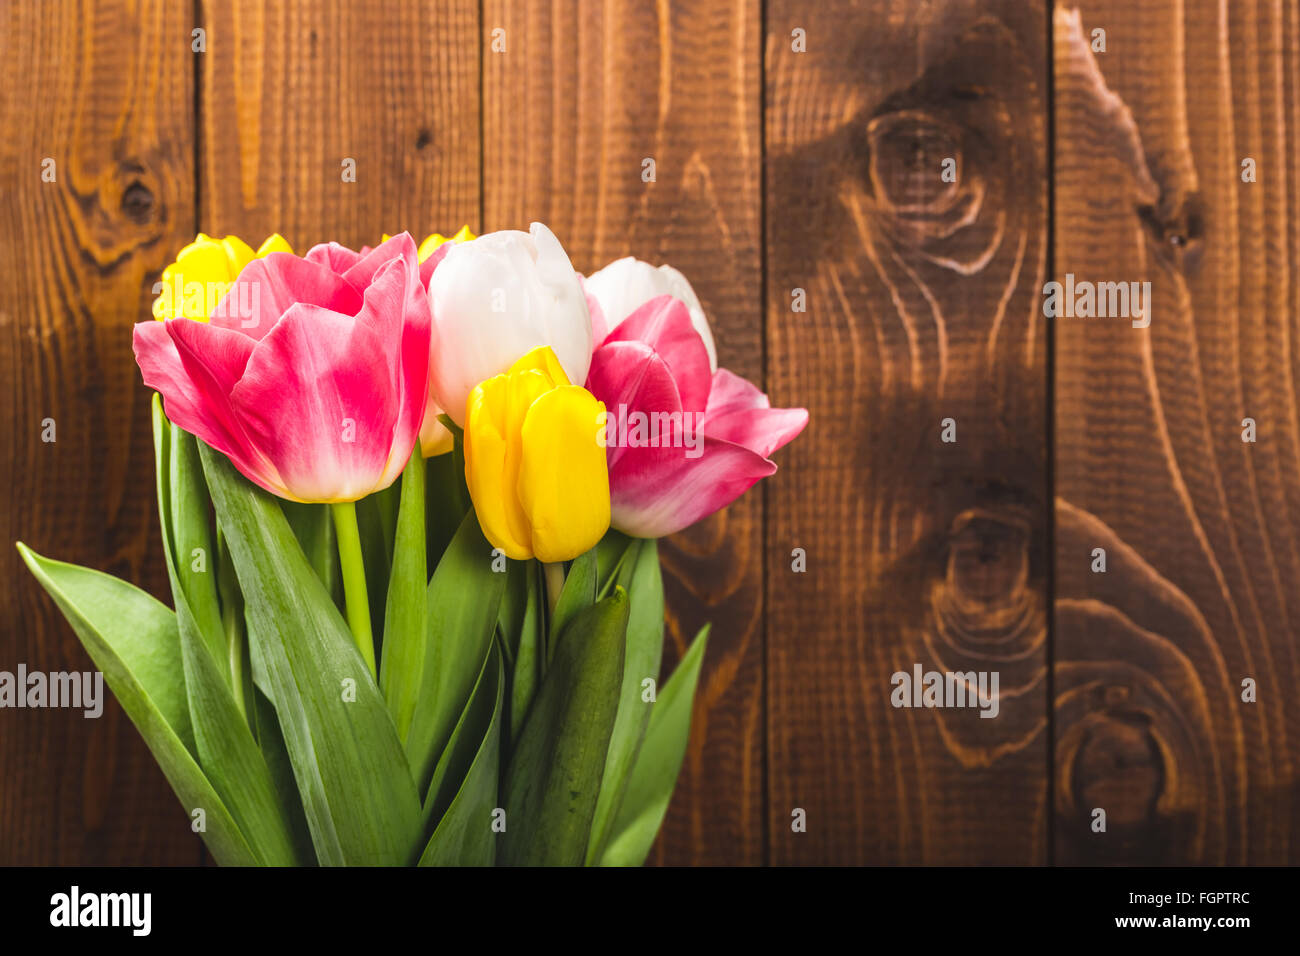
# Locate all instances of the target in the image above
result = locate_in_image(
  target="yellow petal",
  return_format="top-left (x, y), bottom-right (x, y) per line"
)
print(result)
top-left (417, 225), bottom-right (476, 262)
top-left (255, 233), bottom-right (293, 257)
top-left (517, 386), bottom-right (610, 563)
top-left (507, 345), bottom-right (570, 388)
top-left (220, 235), bottom-right (257, 275)
top-left (153, 237), bottom-right (231, 321)
top-left (153, 231), bottom-right (291, 321)
top-left (465, 371), bottom-right (550, 559)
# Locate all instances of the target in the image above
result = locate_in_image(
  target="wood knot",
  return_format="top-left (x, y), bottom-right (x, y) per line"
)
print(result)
top-left (1072, 709), bottom-right (1165, 827)
top-left (867, 110), bottom-right (964, 214)
top-left (120, 181), bottom-right (156, 224)
top-left (1138, 192), bottom-right (1204, 272)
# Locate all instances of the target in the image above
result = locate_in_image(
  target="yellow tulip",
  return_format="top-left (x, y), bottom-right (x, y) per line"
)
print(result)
top-left (152, 233), bottom-right (292, 321)
top-left (380, 226), bottom-right (476, 265)
top-left (418, 225), bottom-right (475, 262)
top-left (464, 346), bottom-right (610, 562)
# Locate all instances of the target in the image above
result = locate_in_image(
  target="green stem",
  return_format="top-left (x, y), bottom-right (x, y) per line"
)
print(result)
top-left (332, 500), bottom-right (376, 678)
top-left (542, 561), bottom-right (565, 619)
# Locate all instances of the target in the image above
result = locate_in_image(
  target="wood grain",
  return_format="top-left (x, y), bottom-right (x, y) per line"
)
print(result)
top-left (1053, 0), bottom-right (1300, 864)
top-left (482, 0), bottom-right (765, 865)
top-left (765, 0), bottom-right (1050, 863)
top-left (0, 0), bottom-right (201, 864)
top-left (198, 0), bottom-right (480, 251)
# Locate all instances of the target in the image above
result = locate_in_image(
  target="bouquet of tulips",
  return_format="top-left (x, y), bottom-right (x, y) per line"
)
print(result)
top-left (17, 223), bottom-right (805, 866)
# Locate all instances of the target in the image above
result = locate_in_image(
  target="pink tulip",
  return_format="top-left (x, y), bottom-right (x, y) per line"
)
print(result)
top-left (586, 295), bottom-right (807, 537)
top-left (133, 233), bottom-right (432, 503)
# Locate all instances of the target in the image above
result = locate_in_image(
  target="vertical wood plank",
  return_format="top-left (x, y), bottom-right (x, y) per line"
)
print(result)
top-left (199, 0), bottom-right (481, 249)
top-left (482, 0), bottom-right (765, 864)
top-left (766, 0), bottom-right (1051, 863)
top-left (1053, 0), bottom-right (1300, 864)
top-left (0, 0), bottom-right (200, 863)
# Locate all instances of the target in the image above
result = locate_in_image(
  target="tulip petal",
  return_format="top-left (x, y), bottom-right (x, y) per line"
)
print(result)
top-left (350, 252), bottom-right (432, 488)
top-left (418, 241), bottom-right (453, 289)
top-left (609, 437), bottom-right (776, 539)
top-left (508, 344), bottom-right (570, 388)
top-left (702, 369), bottom-right (808, 459)
top-left (584, 257), bottom-right (718, 370)
top-left (465, 372), bottom-right (552, 559)
top-left (210, 253), bottom-right (363, 342)
top-left (134, 319), bottom-right (284, 495)
top-left (304, 241), bottom-right (364, 275)
top-left (518, 386), bottom-right (610, 563)
top-left (601, 295), bottom-right (711, 413)
top-left (342, 233), bottom-right (418, 291)
top-left (580, 276), bottom-right (609, 346)
top-left (229, 304), bottom-right (399, 502)
top-left (418, 402), bottom-right (454, 457)
top-left (255, 233), bottom-right (294, 257)
top-left (703, 406), bottom-right (809, 461)
top-left (585, 340), bottom-right (684, 471)
top-left (702, 367), bottom-right (768, 414)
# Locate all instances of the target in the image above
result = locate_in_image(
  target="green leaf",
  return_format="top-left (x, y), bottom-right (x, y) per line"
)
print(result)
top-left (151, 398), bottom-right (225, 674)
top-left (200, 443), bottom-right (423, 866)
top-left (405, 509), bottom-right (506, 794)
top-left (354, 491), bottom-right (394, 645)
top-left (425, 452), bottom-right (468, 563)
top-left (549, 546), bottom-right (597, 649)
top-left (419, 643), bottom-right (503, 866)
top-left (251, 686), bottom-right (315, 862)
top-left (282, 501), bottom-right (340, 608)
top-left (501, 588), bottom-right (629, 866)
top-left (379, 450), bottom-right (427, 742)
top-left (506, 561), bottom-right (544, 744)
top-left (585, 538), bottom-right (664, 863)
top-left (153, 403), bottom-right (302, 865)
top-left (599, 624), bottom-right (710, 867)
top-left (175, 600), bottom-right (303, 865)
top-left (595, 530), bottom-right (636, 600)
top-left (16, 544), bottom-right (256, 865)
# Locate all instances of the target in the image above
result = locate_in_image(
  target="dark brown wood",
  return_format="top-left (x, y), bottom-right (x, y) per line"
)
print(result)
top-left (1053, 0), bottom-right (1300, 864)
top-left (765, 0), bottom-right (1051, 863)
top-left (198, 0), bottom-right (481, 250)
top-left (482, 0), bottom-right (766, 865)
top-left (0, 0), bottom-right (201, 864)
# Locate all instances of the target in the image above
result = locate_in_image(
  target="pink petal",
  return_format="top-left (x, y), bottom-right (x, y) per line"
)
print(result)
top-left (304, 241), bottom-right (364, 274)
top-left (351, 254), bottom-right (432, 486)
top-left (210, 252), bottom-right (363, 341)
top-left (229, 304), bottom-right (401, 502)
top-left (610, 437), bottom-right (777, 538)
top-left (704, 367), bottom-right (770, 415)
top-left (702, 369), bottom-right (808, 459)
top-left (133, 320), bottom-right (283, 494)
top-left (703, 405), bottom-right (808, 460)
top-left (341, 233), bottom-right (418, 290)
top-left (601, 295), bottom-right (711, 413)
top-left (586, 340), bottom-right (683, 471)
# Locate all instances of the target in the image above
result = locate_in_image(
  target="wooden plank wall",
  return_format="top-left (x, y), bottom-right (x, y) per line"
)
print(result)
top-left (767, 0), bottom-right (1050, 863)
top-left (1054, 0), bottom-right (1300, 864)
top-left (2, 0), bottom-right (1298, 865)
top-left (0, 0), bottom-right (200, 864)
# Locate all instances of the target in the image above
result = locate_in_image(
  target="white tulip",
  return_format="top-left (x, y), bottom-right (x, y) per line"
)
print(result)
top-left (584, 257), bottom-right (717, 371)
top-left (427, 222), bottom-right (592, 427)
